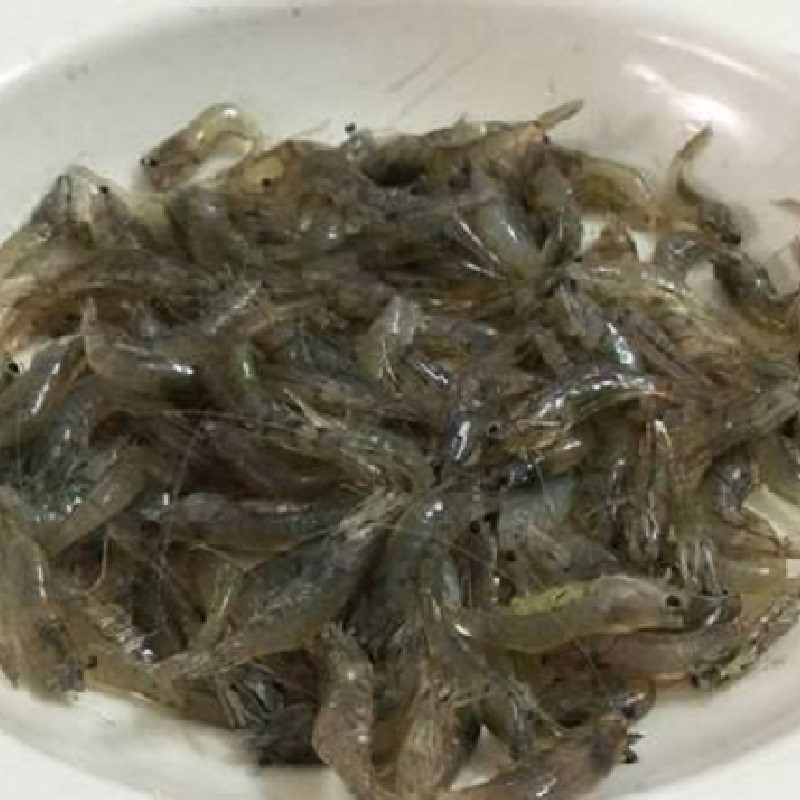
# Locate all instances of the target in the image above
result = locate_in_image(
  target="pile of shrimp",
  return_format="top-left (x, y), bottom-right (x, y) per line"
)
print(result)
top-left (2, 99), bottom-right (800, 799)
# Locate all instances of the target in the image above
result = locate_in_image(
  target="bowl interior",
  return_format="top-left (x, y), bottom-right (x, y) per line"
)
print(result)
top-left (1, 3), bottom-right (800, 799)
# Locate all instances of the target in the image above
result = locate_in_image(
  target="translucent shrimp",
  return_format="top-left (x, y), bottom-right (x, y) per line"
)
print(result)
top-left (151, 490), bottom-right (402, 681)
top-left (40, 445), bottom-right (152, 557)
top-left (452, 575), bottom-right (685, 654)
top-left (502, 365), bottom-right (658, 455)
top-left (141, 103), bottom-right (264, 190)
top-left (312, 625), bottom-right (395, 800)
top-left (441, 718), bottom-right (629, 800)
top-left (357, 295), bottom-right (427, 382)
top-left (0, 512), bottom-right (82, 692)
top-left (33, 166), bottom-right (173, 251)
top-left (139, 492), bottom-right (355, 557)
top-left (393, 661), bottom-right (479, 797)
top-left (0, 336), bottom-right (83, 447)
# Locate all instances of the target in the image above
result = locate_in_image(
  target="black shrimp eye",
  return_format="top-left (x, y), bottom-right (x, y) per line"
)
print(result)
top-left (344, 122), bottom-right (357, 134)
top-left (665, 594), bottom-right (682, 608)
top-left (98, 185), bottom-right (109, 195)
top-left (486, 421), bottom-right (502, 441)
top-left (7, 361), bottom-right (19, 374)
top-left (142, 157), bottom-right (160, 169)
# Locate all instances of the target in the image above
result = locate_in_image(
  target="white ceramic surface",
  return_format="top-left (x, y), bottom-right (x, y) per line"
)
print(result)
top-left (1, 1), bottom-right (800, 798)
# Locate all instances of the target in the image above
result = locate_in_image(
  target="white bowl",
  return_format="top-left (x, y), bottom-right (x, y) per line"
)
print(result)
top-left (2, 1), bottom-right (800, 798)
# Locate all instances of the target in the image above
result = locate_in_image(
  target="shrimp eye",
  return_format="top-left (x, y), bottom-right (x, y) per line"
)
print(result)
top-left (7, 361), bottom-right (19, 374)
top-left (665, 594), bottom-right (682, 608)
top-left (624, 750), bottom-right (639, 765)
top-left (486, 421), bottom-right (502, 441)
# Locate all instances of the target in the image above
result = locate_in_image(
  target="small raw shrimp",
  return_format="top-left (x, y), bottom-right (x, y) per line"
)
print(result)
top-left (215, 658), bottom-right (320, 765)
top-left (393, 662), bottom-right (479, 797)
top-left (365, 488), bottom-right (486, 648)
top-left (140, 492), bottom-right (354, 557)
top-left (39, 443), bottom-right (154, 557)
top-left (502, 365), bottom-right (658, 455)
top-left (312, 625), bottom-right (395, 800)
top-left (497, 476), bottom-right (580, 547)
top-left (520, 321), bottom-right (571, 378)
top-left (80, 299), bottom-right (202, 397)
top-left (189, 558), bottom-right (244, 649)
top-left (549, 283), bottom-right (643, 372)
top-left (0, 336), bottom-right (83, 447)
top-left (570, 154), bottom-right (658, 229)
top-left (141, 103), bottom-right (264, 190)
top-left (33, 166), bottom-right (171, 250)
top-left (495, 477), bottom-right (615, 589)
top-left (151, 490), bottom-right (402, 681)
top-left (30, 375), bottom-right (110, 478)
top-left (668, 125), bottom-right (743, 246)
top-left (453, 575), bottom-right (685, 654)
top-left (461, 167), bottom-right (550, 280)
top-left (593, 609), bottom-right (744, 682)
top-left (177, 185), bottom-right (263, 269)
top-left (0, 512), bottom-right (83, 692)
top-left (676, 535), bottom-right (789, 596)
top-left (430, 627), bottom-right (556, 759)
top-left (442, 717), bottom-right (629, 800)
top-left (525, 157), bottom-right (583, 265)
top-left (695, 594), bottom-right (800, 688)
top-left (540, 671), bottom-right (656, 728)
top-left (357, 295), bottom-right (427, 382)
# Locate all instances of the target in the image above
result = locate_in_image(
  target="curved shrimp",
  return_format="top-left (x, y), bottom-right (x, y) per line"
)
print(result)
top-left (141, 103), bottom-right (264, 190)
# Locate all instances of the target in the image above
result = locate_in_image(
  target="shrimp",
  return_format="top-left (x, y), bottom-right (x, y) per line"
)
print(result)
top-left (549, 283), bottom-right (643, 371)
top-left (569, 153), bottom-right (659, 229)
top-left (667, 125), bottom-right (743, 246)
top-left (312, 625), bottom-right (395, 800)
top-left (502, 365), bottom-right (658, 455)
top-left (0, 511), bottom-right (83, 692)
top-left (393, 661), bottom-right (478, 797)
top-left (442, 717), bottom-right (629, 800)
top-left (357, 296), bottom-right (427, 382)
top-left (139, 492), bottom-right (355, 557)
top-left (39, 444), bottom-right (153, 557)
top-left (595, 594), bottom-right (799, 687)
top-left (141, 103), bottom-right (264, 190)
top-left (151, 490), bottom-right (402, 681)
top-left (452, 575), bottom-right (685, 654)
top-left (0, 336), bottom-right (83, 446)
top-left (539, 671), bottom-right (656, 727)
top-left (34, 166), bottom-right (172, 251)
top-left (676, 536), bottom-right (789, 597)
